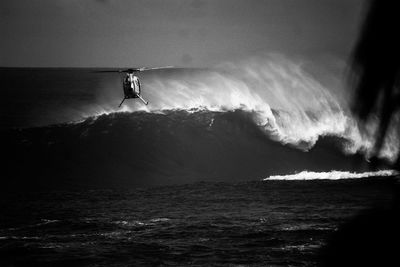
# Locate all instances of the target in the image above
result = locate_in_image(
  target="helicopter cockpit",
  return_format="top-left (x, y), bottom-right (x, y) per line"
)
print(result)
top-left (123, 73), bottom-right (141, 98)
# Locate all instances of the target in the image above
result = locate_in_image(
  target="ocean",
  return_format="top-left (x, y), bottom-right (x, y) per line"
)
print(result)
top-left (1, 56), bottom-right (399, 266)
top-left (0, 180), bottom-right (397, 266)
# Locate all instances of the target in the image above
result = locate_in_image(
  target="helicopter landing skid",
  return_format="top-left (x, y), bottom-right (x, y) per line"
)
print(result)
top-left (118, 97), bottom-right (127, 108)
top-left (118, 94), bottom-right (148, 108)
top-left (136, 94), bottom-right (149, 105)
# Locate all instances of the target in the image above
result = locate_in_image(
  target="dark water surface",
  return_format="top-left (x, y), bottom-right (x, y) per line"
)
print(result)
top-left (0, 179), bottom-right (395, 266)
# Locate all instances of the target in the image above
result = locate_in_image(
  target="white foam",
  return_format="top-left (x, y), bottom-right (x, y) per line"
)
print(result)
top-left (264, 170), bottom-right (398, 181)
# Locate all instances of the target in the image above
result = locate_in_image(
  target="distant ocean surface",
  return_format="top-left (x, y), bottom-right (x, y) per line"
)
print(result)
top-left (1, 62), bottom-right (399, 266)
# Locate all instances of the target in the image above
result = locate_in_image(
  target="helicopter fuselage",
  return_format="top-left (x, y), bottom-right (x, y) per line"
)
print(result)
top-left (119, 72), bottom-right (148, 107)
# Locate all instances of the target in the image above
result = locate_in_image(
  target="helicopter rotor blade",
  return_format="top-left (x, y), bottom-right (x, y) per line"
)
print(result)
top-left (92, 70), bottom-right (123, 73)
top-left (93, 66), bottom-right (174, 74)
top-left (138, 66), bottom-right (174, 72)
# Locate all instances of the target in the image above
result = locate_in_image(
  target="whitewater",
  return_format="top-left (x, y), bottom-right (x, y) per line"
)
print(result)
top-left (264, 170), bottom-right (398, 181)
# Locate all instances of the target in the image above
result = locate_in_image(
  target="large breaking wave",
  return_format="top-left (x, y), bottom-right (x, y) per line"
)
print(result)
top-left (2, 54), bottom-right (399, 189)
top-left (84, 54), bottom-right (399, 162)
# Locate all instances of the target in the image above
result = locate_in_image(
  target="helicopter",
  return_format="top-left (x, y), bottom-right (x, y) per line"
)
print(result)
top-left (96, 66), bottom-right (173, 107)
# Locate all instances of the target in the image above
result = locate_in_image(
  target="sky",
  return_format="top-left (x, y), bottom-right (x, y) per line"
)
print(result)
top-left (1, 0), bottom-right (365, 68)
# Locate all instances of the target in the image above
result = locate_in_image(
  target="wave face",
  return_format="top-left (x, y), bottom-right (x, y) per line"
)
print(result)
top-left (2, 110), bottom-right (373, 190)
